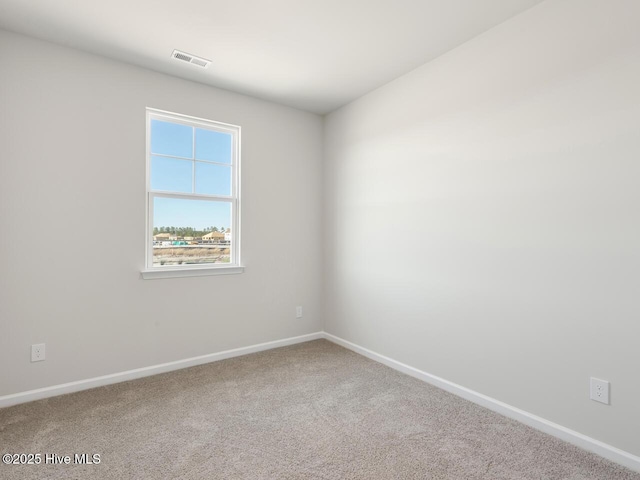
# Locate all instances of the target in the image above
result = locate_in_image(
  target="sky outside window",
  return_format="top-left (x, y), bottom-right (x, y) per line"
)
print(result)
top-left (154, 197), bottom-right (230, 231)
top-left (151, 120), bottom-right (192, 158)
top-left (195, 128), bottom-right (232, 163)
top-left (150, 118), bottom-right (233, 229)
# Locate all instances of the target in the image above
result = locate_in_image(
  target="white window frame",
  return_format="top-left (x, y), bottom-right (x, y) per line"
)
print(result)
top-left (141, 108), bottom-right (243, 279)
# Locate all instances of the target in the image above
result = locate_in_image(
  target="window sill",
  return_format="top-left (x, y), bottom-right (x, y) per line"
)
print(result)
top-left (141, 265), bottom-right (244, 280)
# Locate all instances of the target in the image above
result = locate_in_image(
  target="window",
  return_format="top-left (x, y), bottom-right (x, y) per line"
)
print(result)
top-left (143, 108), bottom-right (242, 279)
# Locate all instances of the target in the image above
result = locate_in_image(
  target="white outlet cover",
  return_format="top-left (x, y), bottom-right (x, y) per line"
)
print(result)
top-left (296, 306), bottom-right (303, 318)
top-left (31, 343), bottom-right (46, 362)
top-left (590, 377), bottom-right (610, 405)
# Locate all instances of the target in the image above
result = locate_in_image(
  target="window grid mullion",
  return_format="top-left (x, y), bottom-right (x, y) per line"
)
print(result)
top-left (194, 159), bottom-right (233, 167)
top-left (152, 192), bottom-right (234, 203)
top-left (149, 152), bottom-right (194, 162)
top-left (191, 127), bottom-right (196, 194)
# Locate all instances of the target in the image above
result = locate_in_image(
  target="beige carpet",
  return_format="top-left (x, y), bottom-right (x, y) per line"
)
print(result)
top-left (0, 339), bottom-right (638, 479)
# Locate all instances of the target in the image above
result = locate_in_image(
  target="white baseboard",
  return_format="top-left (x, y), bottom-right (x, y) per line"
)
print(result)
top-left (0, 332), bottom-right (324, 409)
top-left (3, 330), bottom-right (638, 473)
top-left (322, 332), bottom-right (640, 474)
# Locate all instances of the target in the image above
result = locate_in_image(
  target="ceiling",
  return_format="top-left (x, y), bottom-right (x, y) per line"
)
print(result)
top-left (0, 0), bottom-right (543, 114)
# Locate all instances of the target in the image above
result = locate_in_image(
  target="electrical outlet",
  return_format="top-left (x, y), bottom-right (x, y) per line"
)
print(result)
top-left (31, 343), bottom-right (46, 362)
top-left (590, 377), bottom-right (609, 405)
top-left (296, 306), bottom-right (303, 319)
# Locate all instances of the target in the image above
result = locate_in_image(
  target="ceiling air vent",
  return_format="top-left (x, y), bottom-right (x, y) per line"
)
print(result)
top-left (171, 50), bottom-right (211, 69)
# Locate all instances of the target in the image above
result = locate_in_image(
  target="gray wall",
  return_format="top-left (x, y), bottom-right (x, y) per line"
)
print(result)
top-left (0, 30), bottom-right (323, 396)
top-left (323, 0), bottom-right (640, 456)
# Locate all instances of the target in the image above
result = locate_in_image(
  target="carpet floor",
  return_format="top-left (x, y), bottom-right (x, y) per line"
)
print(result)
top-left (0, 339), bottom-right (638, 479)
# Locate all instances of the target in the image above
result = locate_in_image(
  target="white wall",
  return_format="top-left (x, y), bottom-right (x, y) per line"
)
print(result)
top-left (324, 0), bottom-right (640, 457)
top-left (0, 30), bottom-right (323, 396)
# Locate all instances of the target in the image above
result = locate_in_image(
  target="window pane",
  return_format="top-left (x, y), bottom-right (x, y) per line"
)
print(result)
top-left (195, 162), bottom-right (231, 196)
top-left (195, 128), bottom-right (232, 163)
top-left (150, 156), bottom-right (193, 193)
top-left (153, 197), bottom-right (232, 266)
top-left (151, 120), bottom-right (193, 158)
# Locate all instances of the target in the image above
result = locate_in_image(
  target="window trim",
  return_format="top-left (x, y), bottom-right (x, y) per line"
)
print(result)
top-left (142, 108), bottom-right (242, 279)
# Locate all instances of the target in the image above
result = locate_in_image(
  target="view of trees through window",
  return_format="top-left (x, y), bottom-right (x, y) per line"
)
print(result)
top-left (152, 224), bottom-right (232, 266)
